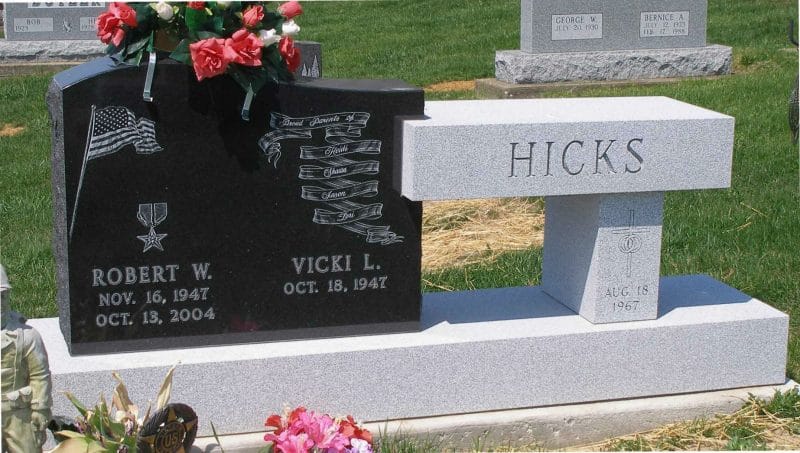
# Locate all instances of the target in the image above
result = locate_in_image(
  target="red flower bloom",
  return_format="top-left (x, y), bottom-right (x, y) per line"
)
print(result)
top-left (278, 36), bottom-right (301, 73)
top-left (187, 2), bottom-right (206, 10)
top-left (338, 416), bottom-right (373, 444)
top-left (277, 1), bottom-right (303, 19)
top-left (96, 2), bottom-right (137, 46)
top-left (189, 37), bottom-right (230, 81)
top-left (242, 5), bottom-right (265, 28)
top-left (225, 29), bottom-right (263, 67)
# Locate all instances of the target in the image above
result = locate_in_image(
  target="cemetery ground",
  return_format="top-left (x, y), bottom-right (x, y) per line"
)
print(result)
top-left (0, 0), bottom-right (798, 450)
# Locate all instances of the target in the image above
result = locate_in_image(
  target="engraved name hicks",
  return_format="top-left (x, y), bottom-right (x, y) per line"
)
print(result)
top-left (508, 138), bottom-right (644, 177)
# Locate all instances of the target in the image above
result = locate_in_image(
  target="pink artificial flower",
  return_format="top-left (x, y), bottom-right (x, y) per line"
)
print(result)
top-left (224, 29), bottom-right (263, 66)
top-left (277, 1), bottom-right (303, 19)
top-left (189, 37), bottom-right (230, 80)
top-left (96, 2), bottom-right (137, 46)
top-left (272, 432), bottom-right (314, 453)
top-left (187, 2), bottom-right (206, 10)
top-left (278, 36), bottom-right (301, 72)
top-left (242, 5), bottom-right (265, 28)
top-left (298, 412), bottom-right (349, 451)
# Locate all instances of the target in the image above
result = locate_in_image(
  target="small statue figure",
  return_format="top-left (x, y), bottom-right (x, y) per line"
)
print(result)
top-left (1, 264), bottom-right (53, 453)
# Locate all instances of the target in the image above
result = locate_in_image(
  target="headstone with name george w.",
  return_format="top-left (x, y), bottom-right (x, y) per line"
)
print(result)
top-left (47, 57), bottom-right (421, 354)
top-left (493, 0), bottom-right (732, 85)
top-left (3, 2), bottom-right (105, 41)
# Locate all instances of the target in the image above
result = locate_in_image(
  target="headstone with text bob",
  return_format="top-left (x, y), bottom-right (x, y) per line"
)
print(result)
top-left (48, 57), bottom-right (422, 354)
top-left (3, 2), bottom-right (105, 41)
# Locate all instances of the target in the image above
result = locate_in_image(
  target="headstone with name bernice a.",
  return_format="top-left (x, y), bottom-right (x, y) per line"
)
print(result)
top-left (48, 57), bottom-right (422, 354)
top-left (494, 0), bottom-right (732, 84)
top-left (3, 2), bottom-right (105, 41)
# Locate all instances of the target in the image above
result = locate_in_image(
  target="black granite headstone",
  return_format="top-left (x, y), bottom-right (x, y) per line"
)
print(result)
top-left (48, 57), bottom-right (423, 354)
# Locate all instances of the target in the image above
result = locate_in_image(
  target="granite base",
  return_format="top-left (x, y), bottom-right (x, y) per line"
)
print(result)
top-left (33, 275), bottom-right (787, 440)
top-left (495, 44), bottom-right (732, 84)
top-left (186, 380), bottom-right (797, 452)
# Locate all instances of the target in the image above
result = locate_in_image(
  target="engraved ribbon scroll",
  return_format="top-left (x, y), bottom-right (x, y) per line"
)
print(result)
top-left (258, 112), bottom-right (402, 245)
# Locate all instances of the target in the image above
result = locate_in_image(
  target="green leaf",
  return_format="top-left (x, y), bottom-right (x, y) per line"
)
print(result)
top-left (197, 31), bottom-right (221, 40)
top-left (210, 421), bottom-right (227, 453)
top-left (185, 7), bottom-right (208, 31)
top-left (63, 392), bottom-right (88, 418)
top-left (169, 39), bottom-right (192, 65)
top-left (212, 16), bottom-right (224, 34)
top-left (126, 34), bottom-right (151, 54)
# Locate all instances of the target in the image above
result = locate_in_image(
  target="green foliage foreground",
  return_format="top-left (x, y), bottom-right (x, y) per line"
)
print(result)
top-left (0, 0), bottom-right (798, 384)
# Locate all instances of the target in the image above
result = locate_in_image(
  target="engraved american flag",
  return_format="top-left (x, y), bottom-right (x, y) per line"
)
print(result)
top-left (86, 106), bottom-right (163, 160)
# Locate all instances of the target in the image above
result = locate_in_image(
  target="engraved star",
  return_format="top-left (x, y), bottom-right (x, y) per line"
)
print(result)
top-left (137, 227), bottom-right (167, 252)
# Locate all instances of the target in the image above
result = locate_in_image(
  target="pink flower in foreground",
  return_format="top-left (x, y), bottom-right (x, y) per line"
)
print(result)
top-left (270, 431), bottom-right (314, 453)
top-left (189, 38), bottom-right (230, 80)
top-left (298, 412), bottom-right (348, 451)
top-left (277, 1), bottom-right (303, 19)
top-left (224, 29), bottom-right (263, 66)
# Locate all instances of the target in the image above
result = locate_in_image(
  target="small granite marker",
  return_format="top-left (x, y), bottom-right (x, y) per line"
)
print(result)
top-left (3, 2), bottom-right (105, 41)
top-left (493, 0), bottom-right (732, 85)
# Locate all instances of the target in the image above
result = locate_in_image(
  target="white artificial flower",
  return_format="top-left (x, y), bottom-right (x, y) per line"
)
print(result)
top-left (349, 438), bottom-right (373, 453)
top-left (216, 1), bottom-right (230, 7)
top-left (153, 2), bottom-right (174, 21)
top-left (259, 29), bottom-right (281, 47)
top-left (281, 20), bottom-right (300, 36)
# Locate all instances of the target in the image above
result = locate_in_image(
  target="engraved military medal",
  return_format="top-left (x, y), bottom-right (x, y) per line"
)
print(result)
top-left (136, 202), bottom-right (168, 253)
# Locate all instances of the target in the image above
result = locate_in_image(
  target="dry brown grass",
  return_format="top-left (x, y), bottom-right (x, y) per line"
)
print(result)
top-left (0, 123), bottom-right (25, 137)
top-left (424, 80), bottom-right (476, 92)
top-left (421, 198), bottom-right (544, 271)
top-left (575, 395), bottom-right (800, 451)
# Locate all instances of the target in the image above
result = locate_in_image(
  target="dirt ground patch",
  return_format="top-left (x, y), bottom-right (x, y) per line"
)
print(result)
top-left (422, 198), bottom-right (544, 271)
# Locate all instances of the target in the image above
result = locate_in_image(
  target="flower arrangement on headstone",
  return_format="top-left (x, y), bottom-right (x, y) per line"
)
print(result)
top-left (1, 264), bottom-right (53, 453)
top-left (96, 1), bottom-right (303, 117)
top-left (263, 407), bottom-right (374, 453)
top-left (51, 366), bottom-right (198, 453)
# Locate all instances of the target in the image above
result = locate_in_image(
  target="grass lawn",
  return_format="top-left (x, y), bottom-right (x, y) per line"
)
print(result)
top-left (1, 0), bottom-right (798, 398)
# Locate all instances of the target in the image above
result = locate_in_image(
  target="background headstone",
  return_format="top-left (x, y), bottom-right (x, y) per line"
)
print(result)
top-left (492, 0), bottom-right (731, 86)
top-left (521, 0), bottom-right (707, 53)
top-left (48, 58), bottom-right (422, 354)
top-left (3, 2), bottom-right (105, 41)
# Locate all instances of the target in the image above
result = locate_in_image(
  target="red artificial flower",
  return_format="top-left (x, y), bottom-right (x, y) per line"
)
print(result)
top-left (242, 5), bottom-right (265, 28)
top-left (278, 36), bottom-right (301, 73)
top-left (96, 2), bottom-right (137, 46)
top-left (225, 29), bottom-right (263, 67)
top-left (187, 2), bottom-right (206, 10)
top-left (189, 38), bottom-right (231, 81)
top-left (338, 416), bottom-right (373, 444)
top-left (277, 1), bottom-right (303, 20)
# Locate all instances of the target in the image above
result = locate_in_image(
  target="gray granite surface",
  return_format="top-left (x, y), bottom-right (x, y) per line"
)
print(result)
top-left (3, 2), bottom-right (105, 41)
top-left (31, 275), bottom-right (788, 437)
top-left (495, 44), bottom-right (732, 84)
top-left (543, 192), bottom-right (663, 323)
top-left (398, 97), bottom-right (734, 201)
top-left (521, 0), bottom-right (707, 53)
